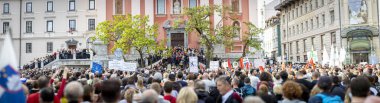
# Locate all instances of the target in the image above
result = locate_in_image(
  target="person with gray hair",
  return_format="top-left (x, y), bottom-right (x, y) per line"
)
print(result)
top-left (141, 89), bottom-right (159, 103)
top-left (194, 80), bottom-right (216, 103)
top-left (243, 96), bottom-right (265, 103)
top-left (64, 81), bottom-right (84, 103)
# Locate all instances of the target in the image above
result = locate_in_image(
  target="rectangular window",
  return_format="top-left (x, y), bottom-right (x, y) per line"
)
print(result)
top-left (282, 15), bottom-right (285, 23)
top-left (47, 21), bottom-right (53, 32)
top-left (47, 42), bottom-right (53, 53)
top-left (69, 0), bottom-right (75, 11)
top-left (316, 0), bottom-right (318, 7)
top-left (305, 3), bottom-right (308, 13)
top-left (331, 32), bottom-right (336, 44)
top-left (189, 0), bottom-right (197, 8)
top-left (47, 1), bottom-right (53, 12)
top-left (26, 2), bottom-right (32, 13)
top-left (3, 3), bottom-right (9, 14)
top-left (89, 0), bottom-right (95, 10)
top-left (330, 10), bottom-right (334, 24)
top-left (297, 56), bottom-right (300, 62)
top-left (157, 0), bottom-right (165, 14)
top-left (290, 42), bottom-right (292, 55)
top-left (3, 22), bottom-right (9, 34)
top-left (304, 55), bottom-right (307, 62)
top-left (26, 43), bottom-right (32, 53)
top-left (306, 21), bottom-right (308, 31)
top-left (297, 25), bottom-right (299, 34)
top-left (311, 37), bottom-right (315, 48)
top-left (321, 35), bottom-right (324, 50)
top-left (296, 41), bottom-right (299, 53)
top-left (300, 6), bottom-right (303, 15)
top-left (311, 19), bottom-right (313, 29)
top-left (310, 1), bottom-right (313, 10)
top-left (322, 14), bottom-right (325, 26)
top-left (26, 21), bottom-right (32, 33)
top-left (69, 20), bottom-right (76, 31)
top-left (303, 39), bottom-right (306, 52)
top-left (88, 19), bottom-right (95, 31)
top-left (321, 0), bottom-right (324, 6)
top-left (301, 23), bottom-right (303, 33)
top-left (316, 17), bottom-right (319, 28)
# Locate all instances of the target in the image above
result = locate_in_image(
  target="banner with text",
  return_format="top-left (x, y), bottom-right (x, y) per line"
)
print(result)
top-left (210, 61), bottom-right (219, 70)
top-left (189, 57), bottom-right (198, 73)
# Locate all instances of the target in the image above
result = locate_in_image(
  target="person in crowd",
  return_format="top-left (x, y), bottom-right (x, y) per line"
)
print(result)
top-left (308, 76), bottom-right (343, 103)
top-left (82, 85), bottom-right (94, 103)
top-left (279, 71), bottom-right (288, 84)
top-left (331, 75), bottom-right (345, 100)
top-left (201, 73), bottom-right (215, 92)
top-left (249, 69), bottom-right (261, 90)
top-left (310, 71), bottom-right (320, 88)
top-left (241, 77), bottom-right (256, 97)
top-left (350, 76), bottom-right (371, 103)
top-left (232, 78), bottom-right (243, 97)
top-left (243, 96), bottom-right (265, 103)
top-left (216, 76), bottom-right (243, 103)
top-left (279, 81), bottom-right (305, 103)
top-left (257, 83), bottom-right (277, 103)
top-left (176, 72), bottom-right (188, 87)
top-left (294, 70), bottom-right (311, 101)
top-left (176, 87), bottom-right (198, 103)
top-left (64, 81), bottom-right (84, 103)
top-left (119, 88), bottom-right (136, 103)
top-left (39, 87), bottom-right (55, 103)
top-left (257, 72), bottom-right (273, 90)
top-left (150, 83), bottom-right (170, 103)
top-left (141, 89), bottom-right (159, 103)
top-left (101, 79), bottom-right (121, 103)
top-left (194, 80), bottom-right (215, 103)
top-left (163, 82), bottom-right (176, 103)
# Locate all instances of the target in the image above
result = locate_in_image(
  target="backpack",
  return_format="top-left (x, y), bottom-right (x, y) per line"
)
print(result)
top-left (315, 93), bottom-right (343, 103)
top-left (241, 85), bottom-right (256, 97)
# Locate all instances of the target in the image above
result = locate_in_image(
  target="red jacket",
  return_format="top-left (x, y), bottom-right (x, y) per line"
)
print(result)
top-left (27, 79), bottom-right (66, 103)
top-left (163, 95), bottom-right (176, 103)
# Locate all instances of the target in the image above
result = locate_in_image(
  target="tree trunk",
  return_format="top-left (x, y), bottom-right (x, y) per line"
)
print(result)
top-left (138, 50), bottom-right (144, 67)
top-left (205, 44), bottom-right (214, 68)
top-left (242, 42), bottom-right (248, 58)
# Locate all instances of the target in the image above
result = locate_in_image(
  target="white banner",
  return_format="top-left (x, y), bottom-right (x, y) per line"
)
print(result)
top-left (254, 59), bottom-right (266, 68)
top-left (233, 62), bottom-right (238, 68)
top-left (189, 57), bottom-right (198, 73)
top-left (108, 60), bottom-right (122, 70)
top-left (120, 62), bottom-right (137, 71)
top-left (210, 61), bottom-right (219, 70)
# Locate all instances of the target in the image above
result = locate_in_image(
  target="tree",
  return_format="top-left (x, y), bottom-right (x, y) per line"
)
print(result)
top-left (241, 22), bottom-right (263, 57)
top-left (94, 15), bottom-right (158, 67)
top-left (177, 5), bottom-right (237, 67)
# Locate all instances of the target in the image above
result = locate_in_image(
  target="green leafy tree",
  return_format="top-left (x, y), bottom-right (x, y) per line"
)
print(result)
top-left (242, 22), bottom-right (263, 57)
top-left (94, 15), bottom-right (158, 67)
top-left (178, 5), bottom-right (238, 67)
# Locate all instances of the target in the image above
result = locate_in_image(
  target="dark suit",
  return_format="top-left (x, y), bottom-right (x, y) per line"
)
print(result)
top-left (216, 92), bottom-right (243, 103)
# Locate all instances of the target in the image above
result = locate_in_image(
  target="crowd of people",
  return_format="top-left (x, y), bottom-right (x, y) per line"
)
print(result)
top-left (59, 49), bottom-right (91, 59)
top-left (22, 49), bottom-right (92, 69)
top-left (23, 53), bottom-right (57, 69)
top-left (18, 59), bottom-right (380, 103)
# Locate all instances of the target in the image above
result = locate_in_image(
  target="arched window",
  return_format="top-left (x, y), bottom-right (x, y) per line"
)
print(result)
top-left (233, 21), bottom-right (240, 40)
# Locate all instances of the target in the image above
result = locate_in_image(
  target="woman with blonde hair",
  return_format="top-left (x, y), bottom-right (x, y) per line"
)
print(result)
top-left (176, 87), bottom-right (198, 103)
top-left (136, 78), bottom-right (145, 93)
top-left (119, 88), bottom-right (136, 103)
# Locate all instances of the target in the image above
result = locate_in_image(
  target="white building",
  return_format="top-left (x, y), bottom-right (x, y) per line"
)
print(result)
top-left (263, 0), bottom-right (280, 60)
top-left (0, 0), bottom-right (106, 67)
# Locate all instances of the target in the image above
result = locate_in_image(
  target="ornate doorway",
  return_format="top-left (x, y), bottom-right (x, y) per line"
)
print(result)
top-left (65, 38), bottom-right (78, 49)
top-left (171, 33), bottom-right (184, 47)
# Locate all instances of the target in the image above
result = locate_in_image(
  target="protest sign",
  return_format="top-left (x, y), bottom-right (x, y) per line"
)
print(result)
top-left (189, 57), bottom-right (198, 73)
top-left (120, 62), bottom-right (137, 71)
top-left (210, 61), bottom-right (219, 70)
